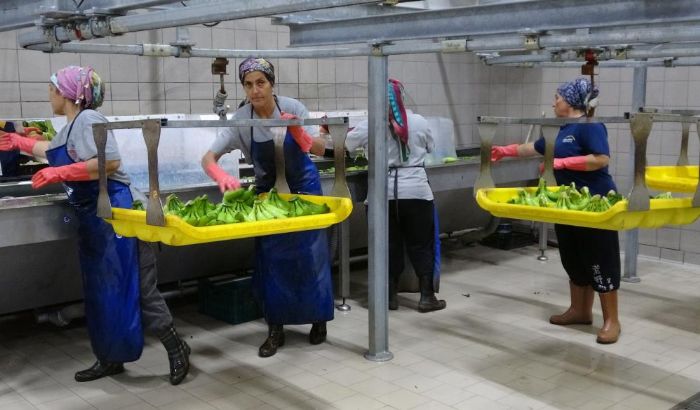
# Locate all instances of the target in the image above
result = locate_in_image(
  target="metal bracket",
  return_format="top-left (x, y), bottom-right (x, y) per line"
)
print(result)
top-left (142, 120), bottom-right (165, 226)
top-left (328, 122), bottom-right (352, 199)
top-left (93, 123), bottom-right (111, 219)
top-left (540, 125), bottom-right (558, 188)
top-left (474, 122), bottom-right (497, 196)
top-left (627, 113), bottom-right (652, 211)
top-left (678, 121), bottom-right (690, 166)
top-left (271, 127), bottom-right (290, 194)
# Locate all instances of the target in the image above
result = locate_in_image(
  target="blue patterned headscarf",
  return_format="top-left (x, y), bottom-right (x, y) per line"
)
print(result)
top-left (557, 77), bottom-right (598, 111)
top-left (238, 57), bottom-right (275, 85)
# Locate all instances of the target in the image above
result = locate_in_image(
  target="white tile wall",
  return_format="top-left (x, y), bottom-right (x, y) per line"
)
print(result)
top-left (4, 16), bottom-right (700, 264)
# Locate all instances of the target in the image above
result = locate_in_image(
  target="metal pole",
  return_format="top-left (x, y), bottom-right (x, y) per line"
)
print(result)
top-left (537, 223), bottom-right (548, 261)
top-left (336, 220), bottom-right (351, 312)
top-left (365, 48), bottom-right (392, 362)
top-left (623, 67), bottom-right (646, 283)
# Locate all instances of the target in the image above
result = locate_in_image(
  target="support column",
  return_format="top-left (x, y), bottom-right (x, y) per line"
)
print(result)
top-left (623, 66), bottom-right (647, 283)
top-left (365, 48), bottom-right (393, 362)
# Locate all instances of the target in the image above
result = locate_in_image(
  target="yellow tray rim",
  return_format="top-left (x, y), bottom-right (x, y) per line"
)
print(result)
top-left (106, 193), bottom-right (353, 246)
top-left (646, 165), bottom-right (698, 193)
top-left (476, 187), bottom-right (700, 230)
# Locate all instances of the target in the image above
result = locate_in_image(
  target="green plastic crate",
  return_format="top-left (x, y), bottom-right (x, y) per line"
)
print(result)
top-left (198, 276), bottom-right (262, 325)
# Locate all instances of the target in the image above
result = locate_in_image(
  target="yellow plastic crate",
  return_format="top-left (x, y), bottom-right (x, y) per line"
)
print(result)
top-left (646, 165), bottom-right (698, 193)
top-left (106, 193), bottom-right (353, 246)
top-left (476, 187), bottom-right (700, 230)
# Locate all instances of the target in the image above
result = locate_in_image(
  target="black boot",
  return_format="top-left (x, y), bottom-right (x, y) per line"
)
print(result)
top-left (159, 325), bottom-right (190, 385)
top-left (75, 361), bottom-right (124, 382)
top-left (388, 279), bottom-right (398, 310)
top-left (309, 322), bottom-right (327, 345)
top-left (418, 275), bottom-right (446, 313)
top-left (259, 325), bottom-right (285, 357)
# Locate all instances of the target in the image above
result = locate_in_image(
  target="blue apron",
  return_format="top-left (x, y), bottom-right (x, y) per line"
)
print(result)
top-left (250, 106), bottom-right (334, 325)
top-left (46, 112), bottom-right (143, 362)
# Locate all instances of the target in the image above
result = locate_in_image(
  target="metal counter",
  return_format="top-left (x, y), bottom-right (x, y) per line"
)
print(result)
top-left (0, 157), bottom-right (538, 315)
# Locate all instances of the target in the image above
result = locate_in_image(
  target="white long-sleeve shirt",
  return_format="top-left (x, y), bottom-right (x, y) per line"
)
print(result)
top-left (346, 110), bottom-right (434, 201)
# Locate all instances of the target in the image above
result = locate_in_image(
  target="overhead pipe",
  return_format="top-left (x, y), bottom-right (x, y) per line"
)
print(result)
top-left (466, 24), bottom-right (700, 52)
top-left (500, 58), bottom-right (700, 68)
top-left (484, 47), bottom-right (700, 65)
top-left (21, 37), bottom-right (466, 59)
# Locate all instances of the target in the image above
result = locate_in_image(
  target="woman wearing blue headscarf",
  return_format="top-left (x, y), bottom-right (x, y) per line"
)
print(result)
top-left (491, 77), bottom-right (621, 344)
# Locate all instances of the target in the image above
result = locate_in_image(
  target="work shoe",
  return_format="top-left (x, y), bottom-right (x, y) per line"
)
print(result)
top-left (159, 325), bottom-right (191, 385)
top-left (549, 309), bottom-right (593, 326)
top-left (418, 295), bottom-right (447, 313)
top-left (418, 275), bottom-right (446, 313)
top-left (259, 325), bottom-right (285, 357)
top-left (309, 322), bottom-right (327, 345)
top-left (74, 361), bottom-right (124, 382)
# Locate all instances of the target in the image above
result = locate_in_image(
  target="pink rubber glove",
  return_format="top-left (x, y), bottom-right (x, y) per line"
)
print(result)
top-left (554, 156), bottom-right (588, 171)
top-left (539, 156), bottom-right (589, 173)
top-left (205, 162), bottom-right (241, 193)
top-left (490, 144), bottom-right (519, 162)
top-left (32, 162), bottom-right (91, 189)
top-left (280, 112), bottom-right (312, 153)
top-left (0, 132), bottom-right (38, 154)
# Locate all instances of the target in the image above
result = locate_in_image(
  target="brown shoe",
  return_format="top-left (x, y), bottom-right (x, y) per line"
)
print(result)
top-left (596, 290), bottom-right (621, 344)
top-left (596, 321), bottom-right (621, 344)
top-left (549, 308), bottom-right (593, 326)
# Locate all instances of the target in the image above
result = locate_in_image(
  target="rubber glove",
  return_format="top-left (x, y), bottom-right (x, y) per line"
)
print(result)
top-left (205, 162), bottom-right (241, 193)
top-left (0, 132), bottom-right (38, 154)
top-left (280, 112), bottom-right (312, 153)
top-left (538, 156), bottom-right (589, 173)
top-left (553, 156), bottom-right (588, 171)
top-left (32, 162), bottom-right (91, 189)
top-left (490, 144), bottom-right (519, 162)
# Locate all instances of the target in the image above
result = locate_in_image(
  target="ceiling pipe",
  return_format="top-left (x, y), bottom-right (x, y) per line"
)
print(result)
top-left (501, 58), bottom-right (700, 68)
top-left (467, 24), bottom-right (700, 52)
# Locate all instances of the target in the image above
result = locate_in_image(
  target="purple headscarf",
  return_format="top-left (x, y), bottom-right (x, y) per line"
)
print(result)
top-left (50, 65), bottom-right (104, 109)
top-left (557, 77), bottom-right (598, 111)
top-left (238, 57), bottom-right (275, 85)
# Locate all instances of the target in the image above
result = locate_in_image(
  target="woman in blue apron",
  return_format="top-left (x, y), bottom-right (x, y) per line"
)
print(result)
top-left (345, 79), bottom-right (445, 313)
top-left (202, 57), bottom-right (333, 357)
top-left (0, 66), bottom-right (190, 382)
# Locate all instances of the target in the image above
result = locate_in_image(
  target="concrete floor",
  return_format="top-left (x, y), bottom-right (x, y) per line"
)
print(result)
top-left (2, 242), bottom-right (700, 410)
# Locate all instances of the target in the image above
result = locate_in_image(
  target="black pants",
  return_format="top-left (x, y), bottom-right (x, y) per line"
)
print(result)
top-left (388, 199), bottom-right (435, 284)
top-left (138, 242), bottom-right (173, 335)
top-left (555, 224), bottom-right (621, 293)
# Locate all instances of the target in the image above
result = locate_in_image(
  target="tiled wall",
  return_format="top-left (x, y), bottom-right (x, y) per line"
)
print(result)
top-left (2, 17), bottom-right (700, 265)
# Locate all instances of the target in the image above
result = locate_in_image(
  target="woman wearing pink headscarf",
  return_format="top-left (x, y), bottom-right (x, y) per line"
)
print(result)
top-left (0, 66), bottom-right (191, 383)
top-left (345, 79), bottom-right (446, 313)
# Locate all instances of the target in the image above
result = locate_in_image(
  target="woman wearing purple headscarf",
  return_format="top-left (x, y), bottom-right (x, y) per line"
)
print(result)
top-left (0, 66), bottom-right (191, 382)
top-left (491, 77), bottom-right (621, 344)
top-left (202, 57), bottom-right (333, 358)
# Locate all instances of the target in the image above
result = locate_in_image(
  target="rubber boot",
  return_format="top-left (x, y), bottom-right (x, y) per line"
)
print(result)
top-left (388, 278), bottom-right (398, 311)
top-left (159, 324), bottom-right (190, 385)
top-left (75, 361), bottom-right (124, 382)
top-left (309, 322), bottom-right (327, 345)
top-left (417, 275), bottom-right (446, 313)
top-left (597, 290), bottom-right (621, 344)
top-left (259, 324), bottom-right (285, 357)
top-left (549, 281), bottom-right (594, 325)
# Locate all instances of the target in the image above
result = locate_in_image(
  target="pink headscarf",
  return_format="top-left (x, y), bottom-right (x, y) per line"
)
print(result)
top-left (50, 66), bottom-right (104, 109)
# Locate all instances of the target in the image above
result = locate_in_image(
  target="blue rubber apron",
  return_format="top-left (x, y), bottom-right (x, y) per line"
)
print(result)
top-left (250, 102), bottom-right (334, 325)
top-left (45, 111), bottom-right (143, 362)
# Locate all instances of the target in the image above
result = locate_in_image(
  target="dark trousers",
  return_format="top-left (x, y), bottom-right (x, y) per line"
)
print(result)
top-left (555, 224), bottom-right (621, 293)
top-left (388, 199), bottom-right (435, 284)
top-left (138, 242), bottom-right (173, 335)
